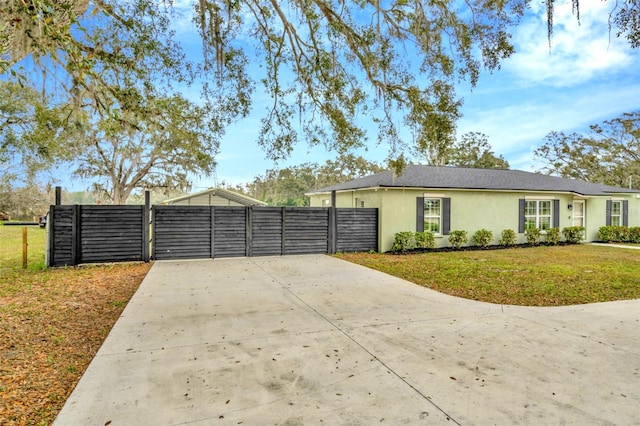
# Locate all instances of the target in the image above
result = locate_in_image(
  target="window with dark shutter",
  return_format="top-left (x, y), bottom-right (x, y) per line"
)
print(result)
top-left (417, 196), bottom-right (449, 234)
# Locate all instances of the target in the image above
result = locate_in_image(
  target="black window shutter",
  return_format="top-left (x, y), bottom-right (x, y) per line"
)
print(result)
top-left (553, 199), bottom-right (560, 228)
top-left (518, 199), bottom-right (525, 233)
top-left (623, 200), bottom-right (629, 227)
top-left (442, 198), bottom-right (451, 235)
top-left (416, 197), bottom-right (424, 232)
top-left (606, 200), bottom-right (612, 226)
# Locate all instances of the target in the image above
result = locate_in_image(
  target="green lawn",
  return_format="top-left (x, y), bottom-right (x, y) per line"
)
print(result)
top-left (336, 244), bottom-right (640, 306)
top-left (0, 223), bottom-right (47, 272)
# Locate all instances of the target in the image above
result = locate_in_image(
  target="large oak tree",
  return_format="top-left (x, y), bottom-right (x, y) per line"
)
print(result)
top-left (534, 111), bottom-right (640, 189)
top-left (1, 1), bottom-right (637, 182)
top-left (445, 132), bottom-right (509, 169)
top-left (0, 0), bottom-right (526, 164)
top-left (76, 94), bottom-right (219, 204)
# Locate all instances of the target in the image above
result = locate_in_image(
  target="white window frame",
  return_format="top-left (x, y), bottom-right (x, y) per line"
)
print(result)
top-left (525, 200), bottom-right (552, 231)
top-left (611, 200), bottom-right (622, 226)
top-left (424, 198), bottom-right (442, 234)
top-left (572, 200), bottom-right (585, 227)
top-left (322, 199), bottom-right (331, 207)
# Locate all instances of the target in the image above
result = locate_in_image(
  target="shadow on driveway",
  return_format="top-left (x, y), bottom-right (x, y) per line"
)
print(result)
top-left (55, 255), bottom-right (640, 425)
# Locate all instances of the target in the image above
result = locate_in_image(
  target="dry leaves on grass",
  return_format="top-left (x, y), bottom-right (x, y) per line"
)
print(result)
top-left (0, 262), bottom-right (152, 426)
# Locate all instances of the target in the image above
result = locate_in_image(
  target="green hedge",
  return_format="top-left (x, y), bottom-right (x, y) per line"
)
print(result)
top-left (391, 231), bottom-right (435, 252)
top-left (598, 226), bottom-right (640, 243)
top-left (562, 226), bottom-right (585, 244)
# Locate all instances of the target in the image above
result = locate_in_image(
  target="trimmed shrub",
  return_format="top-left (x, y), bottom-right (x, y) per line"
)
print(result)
top-left (472, 228), bottom-right (493, 248)
top-left (618, 227), bottom-right (631, 242)
top-left (629, 227), bottom-right (640, 243)
top-left (546, 227), bottom-right (560, 245)
top-left (525, 227), bottom-right (542, 245)
top-left (598, 226), bottom-right (614, 242)
top-left (598, 226), bottom-right (629, 243)
top-left (415, 231), bottom-right (436, 249)
top-left (500, 229), bottom-right (517, 247)
top-left (562, 226), bottom-right (585, 244)
top-left (391, 232), bottom-right (416, 252)
top-left (448, 230), bottom-right (468, 249)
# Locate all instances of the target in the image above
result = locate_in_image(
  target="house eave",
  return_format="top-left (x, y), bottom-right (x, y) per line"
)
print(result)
top-left (306, 185), bottom-right (636, 198)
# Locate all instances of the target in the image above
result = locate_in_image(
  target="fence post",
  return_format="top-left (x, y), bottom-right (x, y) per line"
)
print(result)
top-left (246, 206), bottom-right (253, 257)
top-left (328, 190), bottom-right (337, 254)
top-left (71, 205), bottom-right (81, 266)
top-left (47, 204), bottom-right (54, 267)
top-left (22, 226), bottom-right (28, 269)
top-left (142, 191), bottom-right (150, 262)
top-left (55, 186), bottom-right (62, 206)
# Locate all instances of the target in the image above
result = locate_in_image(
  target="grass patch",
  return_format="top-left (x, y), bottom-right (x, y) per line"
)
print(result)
top-left (336, 245), bottom-right (640, 306)
top-left (0, 223), bottom-right (152, 425)
top-left (0, 224), bottom-right (47, 272)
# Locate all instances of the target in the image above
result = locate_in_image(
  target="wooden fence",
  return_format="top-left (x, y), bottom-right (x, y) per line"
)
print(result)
top-left (48, 205), bottom-right (149, 267)
top-left (48, 204), bottom-right (378, 266)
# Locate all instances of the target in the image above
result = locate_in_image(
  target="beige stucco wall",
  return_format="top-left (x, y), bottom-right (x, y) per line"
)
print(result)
top-left (310, 189), bottom-right (640, 252)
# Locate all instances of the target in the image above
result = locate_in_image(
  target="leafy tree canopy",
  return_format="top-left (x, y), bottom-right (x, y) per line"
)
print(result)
top-left (75, 93), bottom-right (220, 204)
top-left (415, 130), bottom-right (509, 169)
top-left (0, 181), bottom-right (53, 219)
top-left (0, 80), bottom-right (80, 183)
top-left (1, 0), bottom-right (524, 166)
top-left (446, 132), bottom-right (510, 169)
top-left (241, 154), bottom-right (383, 206)
top-left (1, 0), bottom-right (637, 181)
top-left (534, 111), bottom-right (640, 188)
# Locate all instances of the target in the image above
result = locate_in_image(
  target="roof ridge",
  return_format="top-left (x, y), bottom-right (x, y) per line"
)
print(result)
top-left (307, 164), bottom-right (639, 196)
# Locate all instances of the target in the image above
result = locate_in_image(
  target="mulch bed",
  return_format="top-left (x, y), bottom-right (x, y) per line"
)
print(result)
top-left (0, 262), bottom-right (152, 425)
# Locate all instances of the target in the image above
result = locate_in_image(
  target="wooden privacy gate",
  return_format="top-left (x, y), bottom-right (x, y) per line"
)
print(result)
top-left (48, 204), bottom-right (378, 266)
top-left (153, 206), bottom-right (378, 260)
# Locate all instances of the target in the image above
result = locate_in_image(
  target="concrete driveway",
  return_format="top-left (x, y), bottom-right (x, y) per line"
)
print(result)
top-left (55, 255), bottom-right (640, 425)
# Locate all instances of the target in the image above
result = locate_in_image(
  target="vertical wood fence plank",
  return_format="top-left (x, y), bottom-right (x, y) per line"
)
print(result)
top-left (151, 206), bottom-right (157, 260)
top-left (246, 206), bottom-right (252, 257)
top-left (281, 207), bottom-right (286, 255)
top-left (142, 193), bottom-right (150, 262)
top-left (211, 206), bottom-right (216, 259)
top-left (72, 205), bottom-right (80, 266)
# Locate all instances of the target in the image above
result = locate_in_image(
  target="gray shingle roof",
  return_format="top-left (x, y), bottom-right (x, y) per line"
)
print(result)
top-left (308, 165), bottom-right (639, 196)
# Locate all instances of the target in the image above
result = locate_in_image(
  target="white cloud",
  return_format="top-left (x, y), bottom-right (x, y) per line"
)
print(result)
top-left (458, 81), bottom-right (640, 157)
top-left (505, 0), bottom-right (637, 87)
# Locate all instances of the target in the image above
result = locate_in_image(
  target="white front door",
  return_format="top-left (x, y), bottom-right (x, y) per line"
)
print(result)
top-left (572, 200), bottom-right (585, 227)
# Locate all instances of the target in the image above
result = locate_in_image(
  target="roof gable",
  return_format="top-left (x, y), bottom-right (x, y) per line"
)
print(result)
top-left (308, 165), bottom-right (639, 196)
top-left (161, 188), bottom-right (267, 206)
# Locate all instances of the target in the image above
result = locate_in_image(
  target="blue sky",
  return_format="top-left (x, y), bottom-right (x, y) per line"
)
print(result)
top-left (176, 0), bottom-right (639, 191)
